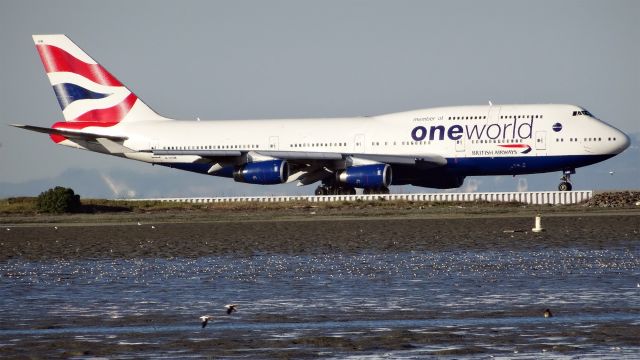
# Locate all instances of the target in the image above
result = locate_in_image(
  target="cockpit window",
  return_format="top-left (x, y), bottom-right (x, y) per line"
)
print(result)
top-left (572, 110), bottom-right (593, 117)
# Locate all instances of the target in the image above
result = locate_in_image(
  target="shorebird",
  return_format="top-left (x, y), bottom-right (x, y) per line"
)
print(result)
top-left (200, 315), bottom-right (213, 328)
top-left (225, 304), bottom-right (237, 315)
top-left (543, 309), bottom-right (553, 318)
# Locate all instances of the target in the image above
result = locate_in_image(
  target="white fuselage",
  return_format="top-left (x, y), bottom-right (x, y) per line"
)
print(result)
top-left (53, 103), bottom-right (629, 189)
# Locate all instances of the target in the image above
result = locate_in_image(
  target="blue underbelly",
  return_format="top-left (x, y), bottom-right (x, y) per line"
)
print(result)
top-left (446, 154), bottom-right (614, 175)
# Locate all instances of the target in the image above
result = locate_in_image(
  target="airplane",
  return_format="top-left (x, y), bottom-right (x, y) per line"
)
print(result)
top-left (13, 35), bottom-right (630, 195)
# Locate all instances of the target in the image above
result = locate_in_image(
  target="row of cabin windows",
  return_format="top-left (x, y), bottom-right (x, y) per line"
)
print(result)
top-left (290, 143), bottom-right (346, 148)
top-left (159, 135), bottom-right (617, 151)
top-left (501, 115), bottom-right (542, 119)
top-left (163, 145), bottom-right (259, 150)
top-left (449, 116), bottom-right (487, 120)
top-left (555, 137), bottom-right (618, 142)
top-left (160, 137), bottom-right (530, 150)
top-left (471, 138), bottom-right (523, 144)
top-left (447, 114), bottom-right (543, 121)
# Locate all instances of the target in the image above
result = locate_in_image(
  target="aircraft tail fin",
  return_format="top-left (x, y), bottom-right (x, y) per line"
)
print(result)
top-left (32, 34), bottom-right (169, 124)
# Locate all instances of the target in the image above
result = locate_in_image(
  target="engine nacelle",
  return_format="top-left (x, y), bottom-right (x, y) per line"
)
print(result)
top-left (233, 160), bottom-right (289, 185)
top-left (337, 164), bottom-right (392, 188)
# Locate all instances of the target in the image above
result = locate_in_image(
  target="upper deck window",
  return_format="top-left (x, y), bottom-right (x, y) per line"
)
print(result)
top-left (572, 110), bottom-right (593, 117)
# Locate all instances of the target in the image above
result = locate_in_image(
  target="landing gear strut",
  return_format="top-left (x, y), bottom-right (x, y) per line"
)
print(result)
top-left (314, 179), bottom-right (389, 195)
top-left (314, 179), bottom-right (356, 195)
top-left (558, 170), bottom-right (574, 191)
top-left (362, 187), bottom-right (390, 195)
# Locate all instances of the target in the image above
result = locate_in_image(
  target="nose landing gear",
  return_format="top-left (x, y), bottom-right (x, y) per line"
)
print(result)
top-left (558, 169), bottom-right (574, 191)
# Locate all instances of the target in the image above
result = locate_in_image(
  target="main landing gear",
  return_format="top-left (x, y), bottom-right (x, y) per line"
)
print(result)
top-left (313, 179), bottom-right (390, 195)
top-left (558, 169), bottom-right (574, 191)
top-left (362, 187), bottom-right (390, 195)
top-left (314, 184), bottom-right (356, 196)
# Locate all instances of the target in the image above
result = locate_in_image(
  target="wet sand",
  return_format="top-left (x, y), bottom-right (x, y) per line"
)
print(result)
top-left (1, 210), bottom-right (639, 358)
top-left (1, 211), bottom-right (639, 260)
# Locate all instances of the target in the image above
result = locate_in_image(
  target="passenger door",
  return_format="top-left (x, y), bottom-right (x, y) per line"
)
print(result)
top-left (455, 138), bottom-right (465, 153)
top-left (354, 134), bottom-right (365, 153)
top-left (269, 136), bottom-right (279, 150)
top-left (535, 131), bottom-right (547, 152)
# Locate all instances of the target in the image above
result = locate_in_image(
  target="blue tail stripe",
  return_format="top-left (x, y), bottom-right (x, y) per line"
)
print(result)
top-left (52, 83), bottom-right (110, 110)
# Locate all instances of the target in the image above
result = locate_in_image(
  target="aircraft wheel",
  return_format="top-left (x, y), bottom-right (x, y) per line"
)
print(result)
top-left (558, 182), bottom-right (572, 191)
top-left (315, 186), bottom-right (326, 196)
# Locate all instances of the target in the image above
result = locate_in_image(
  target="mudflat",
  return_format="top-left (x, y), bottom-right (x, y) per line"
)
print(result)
top-left (1, 210), bottom-right (638, 260)
top-left (1, 208), bottom-right (639, 358)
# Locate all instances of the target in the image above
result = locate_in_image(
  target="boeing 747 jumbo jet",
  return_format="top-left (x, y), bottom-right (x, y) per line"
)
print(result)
top-left (14, 35), bottom-right (630, 195)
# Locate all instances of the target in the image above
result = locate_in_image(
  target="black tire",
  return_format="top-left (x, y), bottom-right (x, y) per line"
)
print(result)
top-left (315, 187), bottom-right (325, 196)
top-left (558, 182), bottom-right (570, 191)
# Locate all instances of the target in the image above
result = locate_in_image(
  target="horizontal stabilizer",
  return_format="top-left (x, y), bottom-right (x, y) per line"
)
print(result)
top-left (11, 124), bottom-right (128, 142)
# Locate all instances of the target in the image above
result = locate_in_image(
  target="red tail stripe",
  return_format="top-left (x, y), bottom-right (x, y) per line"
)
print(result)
top-left (50, 134), bottom-right (67, 144)
top-left (36, 44), bottom-right (122, 87)
top-left (73, 93), bottom-right (137, 122)
top-left (50, 121), bottom-right (120, 144)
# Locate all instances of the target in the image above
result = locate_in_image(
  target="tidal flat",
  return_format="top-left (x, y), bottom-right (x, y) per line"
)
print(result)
top-left (1, 207), bottom-right (639, 358)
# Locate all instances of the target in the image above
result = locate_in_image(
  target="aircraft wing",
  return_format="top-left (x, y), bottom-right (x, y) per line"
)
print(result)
top-left (152, 149), bottom-right (243, 157)
top-left (349, 153), bottom-right (447, 167)
top-left (152, 148), bottom-right (446, 182)
top-left (152, 148), bottom-right (446, 167)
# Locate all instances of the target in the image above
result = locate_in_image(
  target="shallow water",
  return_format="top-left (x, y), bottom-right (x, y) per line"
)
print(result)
top-left (1, 245), bottom-right (640, 358)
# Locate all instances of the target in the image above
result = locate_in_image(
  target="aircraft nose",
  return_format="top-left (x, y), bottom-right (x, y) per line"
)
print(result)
top-left (612, 128), bottom-right (630, 154)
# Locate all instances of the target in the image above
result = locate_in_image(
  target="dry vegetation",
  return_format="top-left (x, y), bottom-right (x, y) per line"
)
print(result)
top-left (1, 191), bottom-right (638, 225)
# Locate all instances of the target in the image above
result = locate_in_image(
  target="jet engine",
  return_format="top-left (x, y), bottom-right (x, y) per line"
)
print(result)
top-left (337, 164), bottom-right (391, 188)
top-left (233, 160), bottom-right (289, 185)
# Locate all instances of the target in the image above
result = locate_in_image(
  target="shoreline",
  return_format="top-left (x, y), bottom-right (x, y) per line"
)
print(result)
top-left (2, 201), bottom-right (640, 226)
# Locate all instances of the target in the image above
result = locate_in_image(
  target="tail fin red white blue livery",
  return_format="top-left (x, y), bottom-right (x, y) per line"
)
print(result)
top-left (32, 34), bottom-right (168, 124)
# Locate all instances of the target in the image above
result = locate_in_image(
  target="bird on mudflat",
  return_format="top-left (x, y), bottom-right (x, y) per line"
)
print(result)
top-left (200, 315), bottom-right (213, 328)
top-left (543, 309), bottom-right (553, 318)
top-left (225, 304), bottom-right (237, 315)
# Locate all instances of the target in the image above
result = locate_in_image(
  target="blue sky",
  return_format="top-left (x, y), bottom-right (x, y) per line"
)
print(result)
top-left (1, 0), bottom-right (638, 198)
